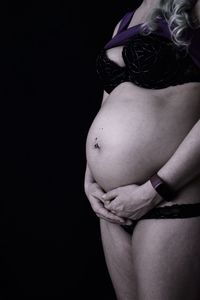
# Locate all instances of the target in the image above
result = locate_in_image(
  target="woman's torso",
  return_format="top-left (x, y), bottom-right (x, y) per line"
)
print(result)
top-left (86, 3), bottom-right (200, 207)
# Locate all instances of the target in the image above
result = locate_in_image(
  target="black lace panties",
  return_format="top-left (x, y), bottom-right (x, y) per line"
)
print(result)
top-left (121, 202), bottom-right (200, 234)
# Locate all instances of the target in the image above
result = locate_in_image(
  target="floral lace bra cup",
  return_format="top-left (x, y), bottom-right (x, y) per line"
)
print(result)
top-left (96, 10), bottom-right (200, 94)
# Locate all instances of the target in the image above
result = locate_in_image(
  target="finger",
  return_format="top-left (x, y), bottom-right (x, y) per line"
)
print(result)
top-left (96, 213), bottom-right (133, 226)
top-left (90, 197), bottom-right (124, 222)
top-left (91, 190), bottom-right (105, 199)
top-left (104, 199), bottom-right (116, 211)
top-left (109, 210), bottom-right (125, 218)
top-left (113, 211), bottom-right (128, 218)
top-left (101, 189), bottom-right (118, 202)
top-left (91, 193), bottom-right (106, 204)
top-left (96, 214), bottom-right (125, 225)
top-left (97, 206), bottom-right (126, 223)
top-left (90, 195), bottom-right (130, 224)
top-left (104, 201), bottom-right (112, 209)
top-left (96, 204), bottom-right (125, 222)
top-left (105, 202), bottom-right (129, 218)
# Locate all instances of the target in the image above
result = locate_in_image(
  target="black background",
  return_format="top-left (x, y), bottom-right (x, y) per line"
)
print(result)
top-left (1, 1), bottom-right (141, 298)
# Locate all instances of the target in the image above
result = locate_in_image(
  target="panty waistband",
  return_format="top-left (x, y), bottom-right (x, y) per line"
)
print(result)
top-left (121, 202), bottom-right (200, 234)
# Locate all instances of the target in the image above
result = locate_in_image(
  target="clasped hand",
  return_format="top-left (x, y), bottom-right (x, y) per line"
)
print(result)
top-left (102, 181), bottom-right (162, 220)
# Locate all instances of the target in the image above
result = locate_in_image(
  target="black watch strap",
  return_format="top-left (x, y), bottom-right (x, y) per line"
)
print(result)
top-left (150, 173), bottom-right (176, 201)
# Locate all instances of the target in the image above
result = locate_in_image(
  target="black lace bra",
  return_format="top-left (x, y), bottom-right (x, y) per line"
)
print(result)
top-left (96, 11), bottom-right (200, 94)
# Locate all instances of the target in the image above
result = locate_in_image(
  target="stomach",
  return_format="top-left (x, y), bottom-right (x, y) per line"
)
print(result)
top-left (86, 82), bottom-right (200, 206)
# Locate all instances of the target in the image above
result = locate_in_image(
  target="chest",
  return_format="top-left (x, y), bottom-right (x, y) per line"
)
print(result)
top-left (105, 46), bottom-right (125, 67)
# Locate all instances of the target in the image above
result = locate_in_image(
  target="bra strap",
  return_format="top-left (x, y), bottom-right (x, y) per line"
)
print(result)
top-left (117, 10), bottom-right (135, 34)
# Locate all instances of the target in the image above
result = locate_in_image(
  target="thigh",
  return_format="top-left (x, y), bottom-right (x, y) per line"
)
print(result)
top-left (132, 217), bottom-right (200, 300)
top-left (100, 219), bottom-right (137, 300)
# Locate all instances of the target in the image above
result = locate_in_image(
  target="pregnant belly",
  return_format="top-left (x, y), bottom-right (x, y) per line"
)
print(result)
top-left (86, 84), bottom-right (200, 192)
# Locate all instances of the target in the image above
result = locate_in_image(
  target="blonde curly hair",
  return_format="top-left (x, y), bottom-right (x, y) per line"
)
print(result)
top-left (139, 0), bottom-right (200, 49)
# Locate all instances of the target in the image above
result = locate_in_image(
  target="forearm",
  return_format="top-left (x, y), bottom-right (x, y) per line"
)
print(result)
top-left (84, 162), bottom-right (95, 189)
top-left (156, 119), bottom-right (200, 191)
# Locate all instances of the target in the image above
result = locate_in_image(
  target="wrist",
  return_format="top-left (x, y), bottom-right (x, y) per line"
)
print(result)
top-left (156, 168), bottom-right (178, 192)
top-left (143, 180), bottom-right (162, 205)
top-left (149, 172), bottom-right (177, 202)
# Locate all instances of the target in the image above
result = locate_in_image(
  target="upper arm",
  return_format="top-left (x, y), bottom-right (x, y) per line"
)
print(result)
top-left (100, 18), bottom-right (123, 105)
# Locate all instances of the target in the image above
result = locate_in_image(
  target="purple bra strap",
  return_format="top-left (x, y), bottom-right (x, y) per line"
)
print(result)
top-left (104, 18), bottom-right (171, 49)
top-left (117, 10), bottom-right (135, 34)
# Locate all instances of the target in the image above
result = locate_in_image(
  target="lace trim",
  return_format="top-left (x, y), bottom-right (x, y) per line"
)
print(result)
top-left (96, 33), bottom-right (200, 93)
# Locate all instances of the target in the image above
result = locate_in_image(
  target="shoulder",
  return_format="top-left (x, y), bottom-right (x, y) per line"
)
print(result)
top-left (111, 11), bottom-right (133, 37)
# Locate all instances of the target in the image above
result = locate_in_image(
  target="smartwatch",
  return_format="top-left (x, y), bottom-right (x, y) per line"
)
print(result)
top-left (149, 173), bottom-right (176, 201)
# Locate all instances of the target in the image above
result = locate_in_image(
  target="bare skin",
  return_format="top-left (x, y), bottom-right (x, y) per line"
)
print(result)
top-left (84, 1), bottom-right (200, 299)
